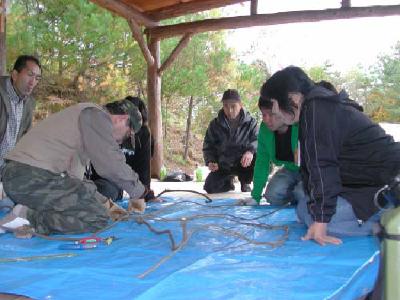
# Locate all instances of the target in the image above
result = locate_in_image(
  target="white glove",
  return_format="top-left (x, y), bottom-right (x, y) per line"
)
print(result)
top-left (236, 197), bottom-right (258, 206)
top-left (128, 198), bottom-right (146, 214)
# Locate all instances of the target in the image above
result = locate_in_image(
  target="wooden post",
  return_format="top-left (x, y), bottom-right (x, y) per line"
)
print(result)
top-left (341, 0), bottom-right (351, 8)
top-left (147, 36), bottom-right (163, 178)
top-left (0, 0), bottom-right (6, 76)
top-left (183, 95), bottom-right (194, 161)
top-left (251, 0), bottom-right (258, 15)
top-left (158, 33), bottom-right (192, 75)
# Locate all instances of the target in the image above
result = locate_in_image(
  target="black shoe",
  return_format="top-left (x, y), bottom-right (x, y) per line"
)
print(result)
top-left (241, 184), bottom-right (251, 192)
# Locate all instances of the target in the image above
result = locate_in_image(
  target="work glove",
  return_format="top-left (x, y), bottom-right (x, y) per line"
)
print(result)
top-left (236, 197), bottom-right (258, 206)
top-left (128, 198), bottom-right (146, 214)
top-left (103, 199), bottom-right (129, 221)
top-left (144, 189), bottom-right (156, 202)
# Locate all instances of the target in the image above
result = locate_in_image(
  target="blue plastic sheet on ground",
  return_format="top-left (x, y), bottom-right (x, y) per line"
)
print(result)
top-left (0, 196), bottom-right (379, 300)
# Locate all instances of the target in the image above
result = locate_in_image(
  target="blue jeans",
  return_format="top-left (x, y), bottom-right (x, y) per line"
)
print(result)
top-left (264, 168), bottom-right (302, 205)
top-left (296, 192), bottom-right (382, 236)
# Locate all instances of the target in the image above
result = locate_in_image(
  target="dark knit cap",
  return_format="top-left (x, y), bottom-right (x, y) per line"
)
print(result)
top-left (221, 89), bottom-right (241, 102)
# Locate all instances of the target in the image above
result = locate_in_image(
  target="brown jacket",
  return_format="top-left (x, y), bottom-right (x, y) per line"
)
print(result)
top-left (6, 103), bottom-right (144, 199)
top-left (0, 76), bottom-right (35, 143)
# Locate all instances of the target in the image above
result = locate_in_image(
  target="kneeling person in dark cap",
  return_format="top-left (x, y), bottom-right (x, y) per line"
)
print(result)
top-left (88, 96), bottom-right (155, 202)
top-left (203, 89), bottom-right (258, 193)
top-left (0, 100), bottom-right (145, 236)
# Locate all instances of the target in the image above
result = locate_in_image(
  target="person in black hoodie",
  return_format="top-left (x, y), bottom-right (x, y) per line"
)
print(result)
top-left (88, 96), bottom-right (155, 201)
top-left (203, 89), bottom-right (258, 193)
top-left (259, 66), bottom-right (400, 246)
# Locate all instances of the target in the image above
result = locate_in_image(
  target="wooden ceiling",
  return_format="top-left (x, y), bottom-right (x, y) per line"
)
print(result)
top-left (90, 0), bottom-right (400, 40)
top-left (92, 0), bottom-right (247, 24)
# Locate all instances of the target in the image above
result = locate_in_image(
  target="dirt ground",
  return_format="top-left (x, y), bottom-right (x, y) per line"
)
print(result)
top-left (150, 180), bottom-right (250, 201)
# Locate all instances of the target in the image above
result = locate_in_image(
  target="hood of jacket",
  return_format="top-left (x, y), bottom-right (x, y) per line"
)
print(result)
top-left (305, 85), bottom-right (363, 112)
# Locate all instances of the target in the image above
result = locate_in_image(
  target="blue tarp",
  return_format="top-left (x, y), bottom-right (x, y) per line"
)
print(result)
top-left (0, 196), bottom-right (379, 300)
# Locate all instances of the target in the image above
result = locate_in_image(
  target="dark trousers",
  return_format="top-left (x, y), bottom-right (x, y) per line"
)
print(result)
top-left (203, 158), bottom-right (255, 194)
top-left (2, 160), bottom-right (109, 235)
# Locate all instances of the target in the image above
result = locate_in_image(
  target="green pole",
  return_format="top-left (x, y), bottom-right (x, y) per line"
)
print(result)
top-left (381, 206), bottom-right (400, 300)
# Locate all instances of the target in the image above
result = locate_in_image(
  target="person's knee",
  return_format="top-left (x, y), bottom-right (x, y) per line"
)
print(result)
top-left (204, 173), bottom-right (232, 193)
top-left (264, 183), bottom-right (291, 205)
top-left (295, 191), bottom-right (311, 224)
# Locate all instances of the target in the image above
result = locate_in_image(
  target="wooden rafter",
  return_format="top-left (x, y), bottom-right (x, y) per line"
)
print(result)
top-left (250, 0), bottom-right (257, 15)
top-left (158, 33), bottom-right (193, 75)
top-left (341, 0), bottom-right (351, 9)
top-left (128, 18), bottom-right (155, 66)
top-left (89, 0), bottom-right (158, 28)
top-left (146, 0), bottom-right (249, 21)
top-left (146, 5), bottom-right (400, 40)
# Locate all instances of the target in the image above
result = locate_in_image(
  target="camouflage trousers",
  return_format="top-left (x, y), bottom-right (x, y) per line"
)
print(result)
top-left (2, 160), bottom-right (110, 235)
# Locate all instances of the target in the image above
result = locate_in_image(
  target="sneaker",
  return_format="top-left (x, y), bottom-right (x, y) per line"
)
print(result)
top-left (0, 204), bottom-right (30, 234)
top-left (241, 184), bottom-right (251, 193)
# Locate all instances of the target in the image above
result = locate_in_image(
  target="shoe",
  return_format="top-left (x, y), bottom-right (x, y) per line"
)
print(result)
top-left (241, 184), bottom-right (251, 193)
top-left (0, 204), bottom-right (31, 235)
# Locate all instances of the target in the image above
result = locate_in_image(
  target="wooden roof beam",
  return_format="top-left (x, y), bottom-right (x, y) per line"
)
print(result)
top-left (251, 0), bottom-right (258, 15)
top-left (128, 18), bottom-right (154, 66)
top-left (89, 0), bottom-right (158, 28)
top-left (146, 0), bottom-right (249, 21)
top-left (158, 33), bottom-right (193, 75)
top-left (147, 5), bottom-right (400, 40)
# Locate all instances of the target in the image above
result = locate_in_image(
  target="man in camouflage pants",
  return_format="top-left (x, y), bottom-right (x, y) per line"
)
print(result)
top-left (2, 161), bottom-right (109, 234)
top-left (1, 100), bottom-right (145, 236)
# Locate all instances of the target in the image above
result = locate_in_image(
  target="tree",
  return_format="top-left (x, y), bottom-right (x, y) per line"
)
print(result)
top-left (367, 41), bottom-right (400, 122)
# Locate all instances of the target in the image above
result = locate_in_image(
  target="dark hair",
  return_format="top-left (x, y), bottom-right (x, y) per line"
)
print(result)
top-left (125, 96), bottom-right (148, 124)
top-left (221, 89), bottom-right (241, 102)
top-left (13, 55), bottom-right (41, 72)
top-left (316, 80), bottom-right (338, 94)
top-left (259, 66), bottom-right (314, 115)
top-left (105, 99), bottom-right (142, 133)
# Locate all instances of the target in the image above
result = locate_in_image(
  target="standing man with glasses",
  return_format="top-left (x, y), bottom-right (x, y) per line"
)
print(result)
top-left (0, 55), bottom-right (41, 200)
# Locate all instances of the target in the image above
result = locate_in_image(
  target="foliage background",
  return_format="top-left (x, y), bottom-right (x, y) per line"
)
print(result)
top-left (6, 0), bottom-right (400, 172)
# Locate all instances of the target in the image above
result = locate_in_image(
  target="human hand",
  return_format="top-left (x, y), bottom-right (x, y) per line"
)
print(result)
top-left (208, 162), bottom-right (219, 172)
top-left (241, 151), bottom-right (254, 168)
top-left (128, 198), bottom-right (146, 214)
top-left (144, 189), bottom-right (164, 203)
top-left (301, 222), bottom-right (342, 246)
top-left (104, 199), bottom-right (129, 221)
top-left (236, 197), bottom-right (258, 206)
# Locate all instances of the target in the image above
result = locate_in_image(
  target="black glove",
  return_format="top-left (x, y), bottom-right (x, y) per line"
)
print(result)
top-left (144, 189), bottom-right (156, 202)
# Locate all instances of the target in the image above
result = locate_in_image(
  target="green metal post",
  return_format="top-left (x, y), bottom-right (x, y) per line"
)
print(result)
top-left (381, 206), bottom-right (400, 300)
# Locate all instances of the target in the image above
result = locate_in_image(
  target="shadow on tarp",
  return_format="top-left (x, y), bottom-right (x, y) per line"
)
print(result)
top-left (0, 196), bottom-right (379, 300)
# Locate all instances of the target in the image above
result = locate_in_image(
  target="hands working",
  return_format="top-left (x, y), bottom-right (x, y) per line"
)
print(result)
top-left (128, 198), bottom-right (146, 214)
top-left (241, 151), bottom-right (254, 168)
top-left (302, 222), bottom-right (342, 246)
top-left (104, 199), bottom-right (129, 221)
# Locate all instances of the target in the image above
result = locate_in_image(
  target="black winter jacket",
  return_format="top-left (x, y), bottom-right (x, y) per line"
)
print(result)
top-left (300, 86), bottom-right (400, 223)
top-left (203, 109), bottom-right (258, 171)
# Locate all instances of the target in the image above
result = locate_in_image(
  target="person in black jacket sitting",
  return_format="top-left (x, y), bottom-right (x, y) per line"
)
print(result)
top-left (203, 89), bottom-right (258, 193)
top-left (259, 66), bottom-right (400, 246)
top-left (88, 96), bottom-right (155, 201)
